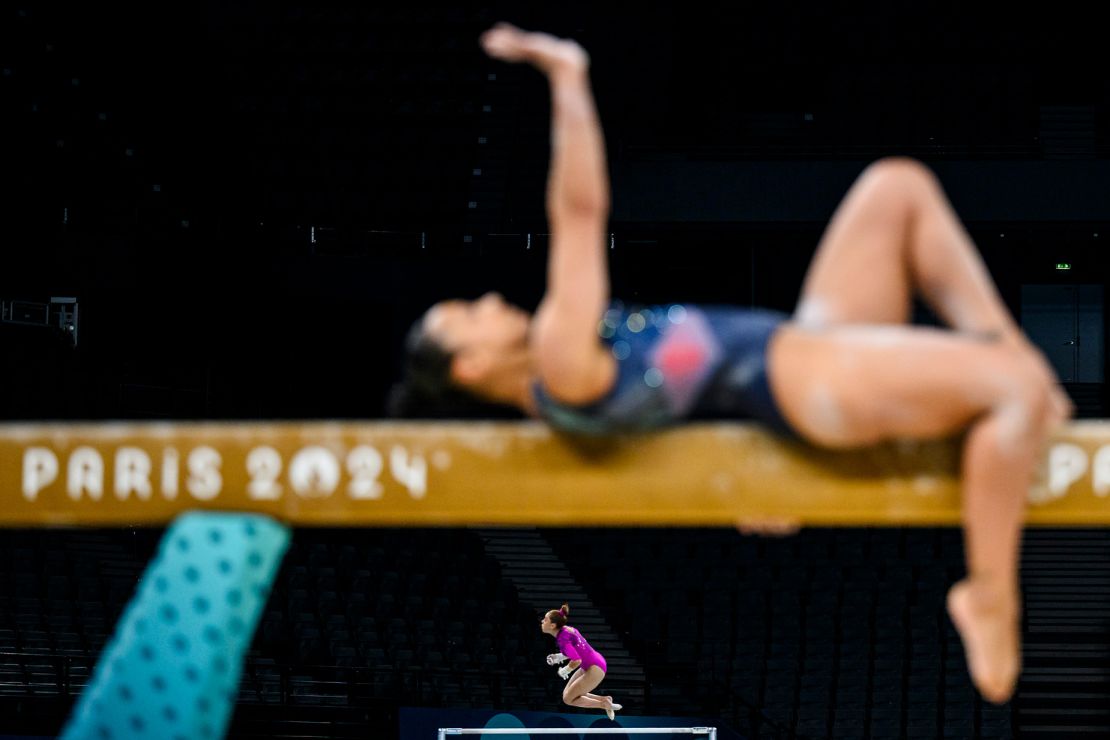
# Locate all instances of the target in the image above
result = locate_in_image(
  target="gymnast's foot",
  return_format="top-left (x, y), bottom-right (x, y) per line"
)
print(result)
top-left (947, 578), bottom-right (1021, 704)
top-left (480, 23), bottom-right (589, 77)
top-left (602, 696), bottom-right (620, 721)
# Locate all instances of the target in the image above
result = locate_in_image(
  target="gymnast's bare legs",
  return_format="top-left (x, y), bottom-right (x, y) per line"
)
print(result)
top-left (769, 158), bottom-right (1071, 702)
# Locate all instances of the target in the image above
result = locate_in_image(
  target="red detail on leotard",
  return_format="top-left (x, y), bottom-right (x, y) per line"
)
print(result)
top-left (657, 341), bottom-right (708, 379)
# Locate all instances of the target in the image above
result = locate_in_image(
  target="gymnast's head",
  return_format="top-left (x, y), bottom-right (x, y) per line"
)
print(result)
top-left (388, 291), bottom-right (533, 418)
top-left (540, 603), bottom-right (569, 634)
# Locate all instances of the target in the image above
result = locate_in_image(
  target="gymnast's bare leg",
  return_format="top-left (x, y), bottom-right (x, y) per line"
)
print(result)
top-left (561, 665), bottom-right (611, 711)
top-left (769, 158), bottom-right (1070, 703)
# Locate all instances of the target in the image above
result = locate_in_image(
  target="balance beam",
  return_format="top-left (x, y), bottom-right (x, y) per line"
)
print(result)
top-left (1, 421), bottom-right (1107, 526)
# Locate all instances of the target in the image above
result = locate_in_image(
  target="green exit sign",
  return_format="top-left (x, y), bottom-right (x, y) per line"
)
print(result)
top-left (1056, 262), bottom-right (1072, 270)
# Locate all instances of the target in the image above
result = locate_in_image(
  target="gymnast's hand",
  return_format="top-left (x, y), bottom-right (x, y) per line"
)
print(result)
top-left (546, 652), bottom-right (569, 666)
top-left (479, 22), bottom-right (589, 76)
top-left (736, 517), bottom-right (801, 537)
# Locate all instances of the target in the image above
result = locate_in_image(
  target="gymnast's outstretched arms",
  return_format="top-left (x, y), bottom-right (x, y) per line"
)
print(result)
top-left (481, 24), bottom-right (615, 406)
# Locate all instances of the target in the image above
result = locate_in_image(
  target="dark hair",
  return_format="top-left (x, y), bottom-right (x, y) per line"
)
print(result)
top-left (549, 603), bottom-right (569, 629)
top-left (387, 315), bottom-right (524, 420)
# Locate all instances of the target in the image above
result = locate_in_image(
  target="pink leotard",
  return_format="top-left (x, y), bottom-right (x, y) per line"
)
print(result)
top-left (556, 625), bottom-right (607, 673)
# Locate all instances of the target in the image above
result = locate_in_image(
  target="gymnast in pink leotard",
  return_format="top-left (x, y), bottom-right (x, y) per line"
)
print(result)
top-left (541, 603), bottom-right (621, 719)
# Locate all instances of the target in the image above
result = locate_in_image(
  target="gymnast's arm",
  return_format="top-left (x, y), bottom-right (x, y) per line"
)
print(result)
top-left (530, 55), bottom-right (617, 405)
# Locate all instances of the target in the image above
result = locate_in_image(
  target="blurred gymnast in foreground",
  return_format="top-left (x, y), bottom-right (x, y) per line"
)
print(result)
top-left (392, 23), bottom-right (1072, 703)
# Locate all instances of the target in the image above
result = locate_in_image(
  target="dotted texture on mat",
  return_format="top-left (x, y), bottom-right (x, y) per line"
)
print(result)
top-left (61, 511), bottom-right (291, 740)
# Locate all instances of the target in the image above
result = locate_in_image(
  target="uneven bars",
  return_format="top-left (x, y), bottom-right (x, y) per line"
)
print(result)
top-left (437, 729), bottom-right (717, 739)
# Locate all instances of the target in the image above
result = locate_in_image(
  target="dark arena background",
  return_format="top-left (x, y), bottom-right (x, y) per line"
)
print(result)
top-left (2, 2), bottom-right (1110, 738)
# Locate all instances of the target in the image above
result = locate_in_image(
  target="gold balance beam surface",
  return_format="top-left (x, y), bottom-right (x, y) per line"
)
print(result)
top-left (0, 421), bottom-right (1107, 526)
